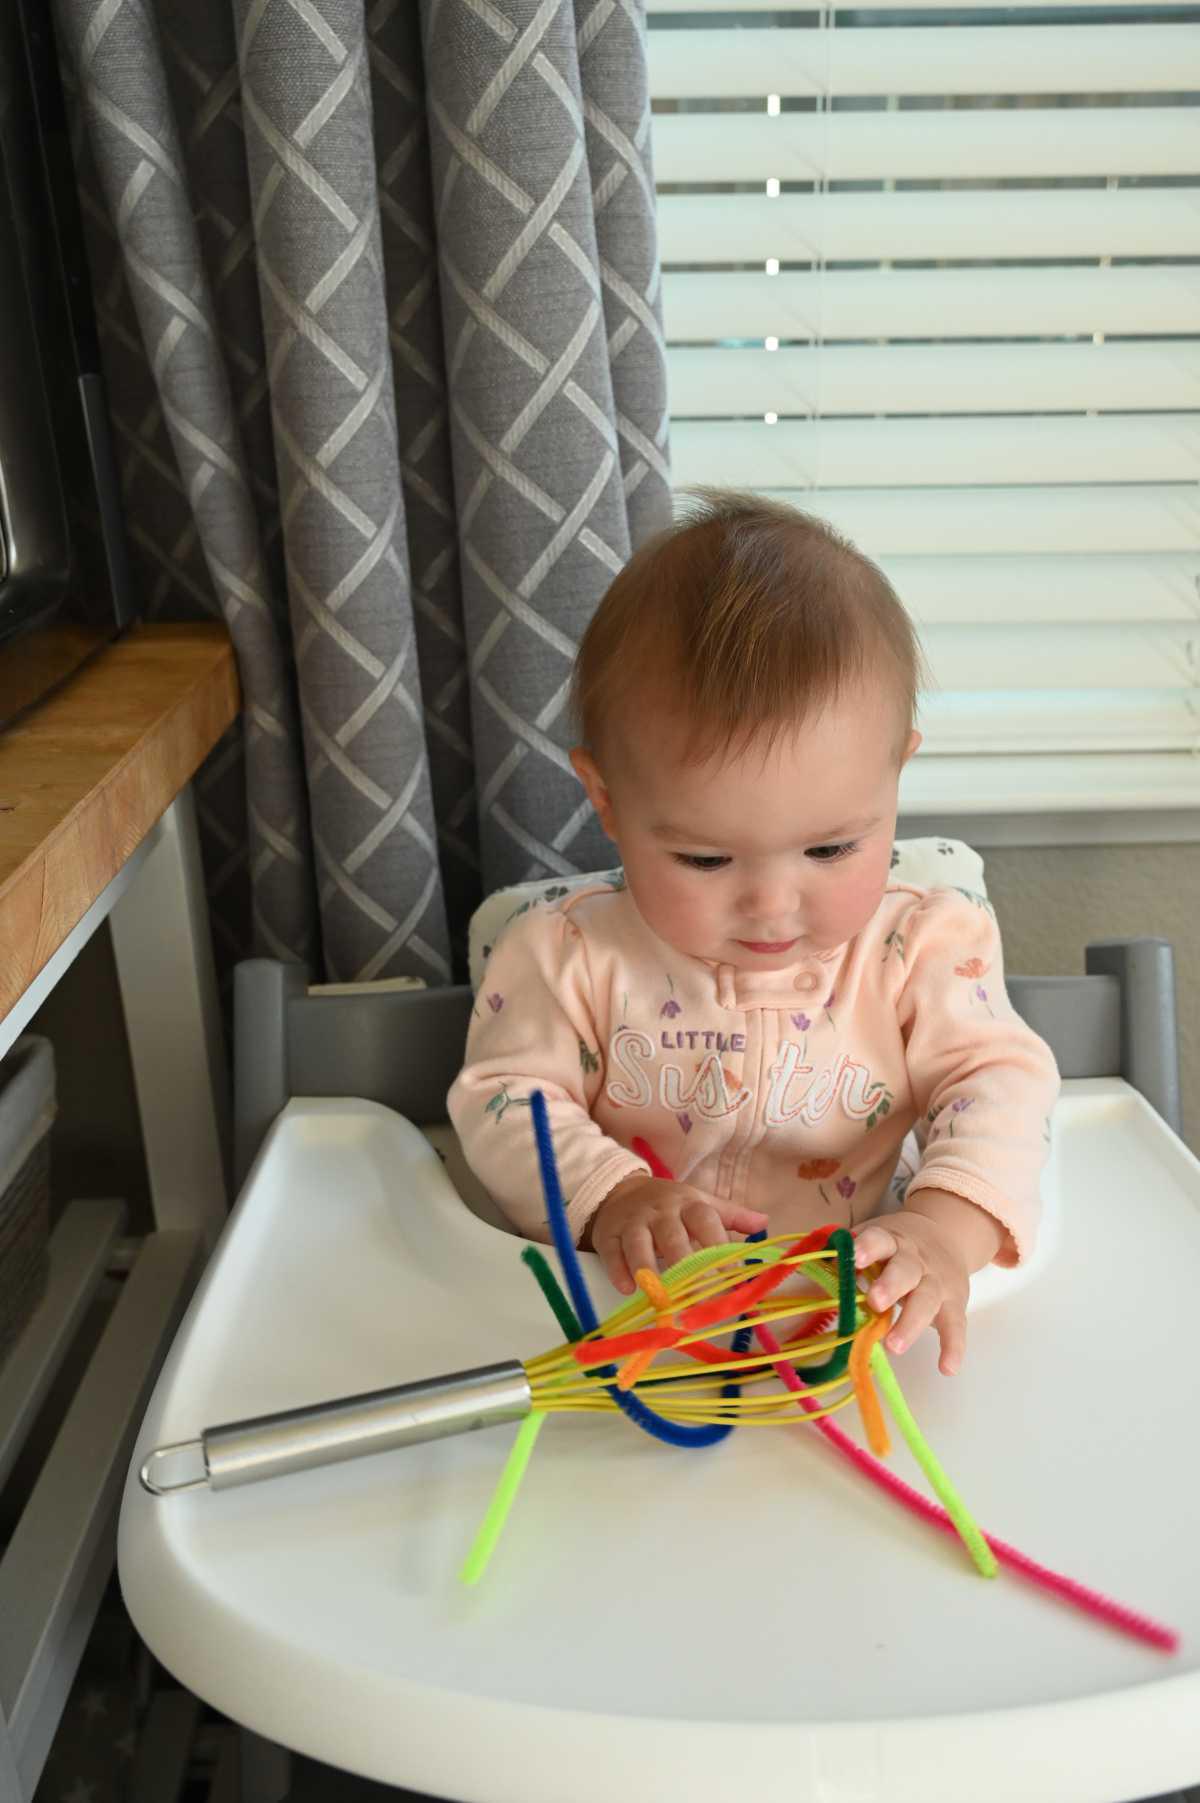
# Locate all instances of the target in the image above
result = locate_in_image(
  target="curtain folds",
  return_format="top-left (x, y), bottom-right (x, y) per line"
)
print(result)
top-left (53, 0), bottom-right (670, 982)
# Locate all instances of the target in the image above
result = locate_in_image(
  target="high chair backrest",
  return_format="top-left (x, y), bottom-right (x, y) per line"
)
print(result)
top-left (232, 936), bottom-right (1180, 1192)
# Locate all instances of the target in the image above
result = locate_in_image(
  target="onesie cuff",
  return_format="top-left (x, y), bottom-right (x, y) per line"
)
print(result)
top-left (565, 1150), bottom-right (653, 1243)
top-left (905, 1169), bottom-right (1032, 1269)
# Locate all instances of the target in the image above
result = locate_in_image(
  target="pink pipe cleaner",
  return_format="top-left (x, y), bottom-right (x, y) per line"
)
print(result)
top-left (632, 1134), bottom-right (1178, 1653)
top-left (755, 1320), bottom-right (1178, 1655)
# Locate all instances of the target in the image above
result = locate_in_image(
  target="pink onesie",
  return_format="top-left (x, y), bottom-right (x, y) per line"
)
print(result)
top-left (448, 878), bottom-right (1060, 1264)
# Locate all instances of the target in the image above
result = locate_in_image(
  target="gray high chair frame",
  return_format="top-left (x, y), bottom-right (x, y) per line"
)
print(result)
top-left (233, 936), bottom-right (1182, 1193)
top-left (221, 937), bottom-right (1183, 1803)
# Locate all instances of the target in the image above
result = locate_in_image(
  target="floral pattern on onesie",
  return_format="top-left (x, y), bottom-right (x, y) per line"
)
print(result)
top-left (448, 882), bottom-right (1059, 1263)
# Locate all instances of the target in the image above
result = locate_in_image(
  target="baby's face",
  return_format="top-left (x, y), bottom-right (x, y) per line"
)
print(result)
top-left (573, 683), bottom-right (919, 972)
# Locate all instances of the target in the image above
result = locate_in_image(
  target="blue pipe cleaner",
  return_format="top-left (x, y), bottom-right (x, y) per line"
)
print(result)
top-left (529, 1089), bottom-right (746, 1450)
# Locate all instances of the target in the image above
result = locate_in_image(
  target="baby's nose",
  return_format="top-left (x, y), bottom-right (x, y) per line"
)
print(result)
top-left (739, 873), bottom-right (798, 924)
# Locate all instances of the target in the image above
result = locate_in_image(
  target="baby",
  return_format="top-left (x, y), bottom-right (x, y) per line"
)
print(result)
top-left (449, 493), bottom-right (1059, 1373)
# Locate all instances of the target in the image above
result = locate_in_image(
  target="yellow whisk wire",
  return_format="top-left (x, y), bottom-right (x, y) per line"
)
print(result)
top-left (517, 1230), bottom-right (892, 1447)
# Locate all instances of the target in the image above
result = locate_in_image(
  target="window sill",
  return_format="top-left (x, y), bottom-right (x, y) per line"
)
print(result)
top-left (897, 752), bottom-right (1200, 848)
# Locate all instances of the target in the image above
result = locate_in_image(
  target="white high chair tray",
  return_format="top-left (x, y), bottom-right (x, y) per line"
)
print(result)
top-left (119, 1081), bottom-right (1200, 1803)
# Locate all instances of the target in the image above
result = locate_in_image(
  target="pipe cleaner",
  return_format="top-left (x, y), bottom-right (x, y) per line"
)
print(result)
top-left (460, 1104), bottom-right (1178, 1655)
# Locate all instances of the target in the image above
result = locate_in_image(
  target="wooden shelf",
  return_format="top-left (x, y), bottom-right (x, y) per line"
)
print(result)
top-left (0, 622), bottom-right (238, 1799)
top-left (0, 624), bottom-right (239, 1026)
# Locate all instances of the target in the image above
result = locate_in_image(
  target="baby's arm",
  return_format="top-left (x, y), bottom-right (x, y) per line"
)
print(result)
top-left (447, 907), bottom-right (652, 1242)
top-left (855, 889), bottom-right (1060, 1371)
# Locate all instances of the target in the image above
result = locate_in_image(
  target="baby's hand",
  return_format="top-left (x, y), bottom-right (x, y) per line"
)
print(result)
top-left (852, 1208), bottom-right (972, 1376)
top-left (587, 1175), bottom-right (768, 1295)
top-left (853, 1190), bottom-right (1004, 1375)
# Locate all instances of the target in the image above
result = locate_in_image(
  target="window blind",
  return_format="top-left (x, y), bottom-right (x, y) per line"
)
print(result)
top-left (648, 3), bottom-right (1200, 817)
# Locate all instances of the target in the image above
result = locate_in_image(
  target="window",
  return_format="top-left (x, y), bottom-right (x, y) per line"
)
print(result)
top-left (649, 3), bottom-right (1200, 830)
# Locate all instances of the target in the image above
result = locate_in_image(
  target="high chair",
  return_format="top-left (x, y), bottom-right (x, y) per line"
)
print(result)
top-left (117, 847), bottom-right (1200, 1803)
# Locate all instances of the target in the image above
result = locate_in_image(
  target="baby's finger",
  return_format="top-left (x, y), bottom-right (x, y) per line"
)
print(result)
top-left (621, 1222), bottom-right (657, 1287)
top-left (886, 1275), bottom-right (942, 1355)
top-left (653, 1215), bottom-right (694, 1270)
top-left (600, 1240), bottom-right (634, 1296)
top-left (712, 1202), bottom-right (769, 1234)
top-left (680, 1201), bottom-right (728, 1249)
top-left (934, 1300), bottom-right (967, 1376)
top-left (853, 1223), bottom-right (899, 1269)
top-left (865, 1246), bottom-right (924, 1314)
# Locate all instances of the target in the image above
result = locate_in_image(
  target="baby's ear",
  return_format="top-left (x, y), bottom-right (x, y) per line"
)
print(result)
top-left (570, 747), bottom-right (617, 838)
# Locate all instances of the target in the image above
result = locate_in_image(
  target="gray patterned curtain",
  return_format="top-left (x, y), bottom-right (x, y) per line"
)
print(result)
top-left (52, 0), bottom-right (670, 984)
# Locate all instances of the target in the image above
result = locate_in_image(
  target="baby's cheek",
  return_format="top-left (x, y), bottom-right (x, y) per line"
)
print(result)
top-left (622, 858), bottom-right (696, 948)
top-left (654, 873), bottom-right (715, 946)
top-left (813, 864), bottom-right (882, 939)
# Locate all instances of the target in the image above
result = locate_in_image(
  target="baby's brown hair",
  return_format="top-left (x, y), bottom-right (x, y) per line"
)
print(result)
top-left (573, 491), bottom-right (924, 764)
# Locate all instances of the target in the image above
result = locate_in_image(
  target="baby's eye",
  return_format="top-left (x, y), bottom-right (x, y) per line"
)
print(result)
top-left (673, 853), bottom-right (731, 872)
top-left (806, 840), bottom-right (858, 863)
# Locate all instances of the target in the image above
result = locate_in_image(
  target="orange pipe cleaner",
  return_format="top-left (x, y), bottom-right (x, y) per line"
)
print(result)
top-left (848, 1307), bottom-right (894, 1457)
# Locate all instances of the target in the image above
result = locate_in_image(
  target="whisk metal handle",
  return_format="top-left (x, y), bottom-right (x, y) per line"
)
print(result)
top-left (140, 1360), bottom-right (532, 1496)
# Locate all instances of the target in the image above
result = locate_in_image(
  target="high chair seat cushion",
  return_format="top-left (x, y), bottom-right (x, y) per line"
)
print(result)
top-left (468, 837), bottom-right (987, 992)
